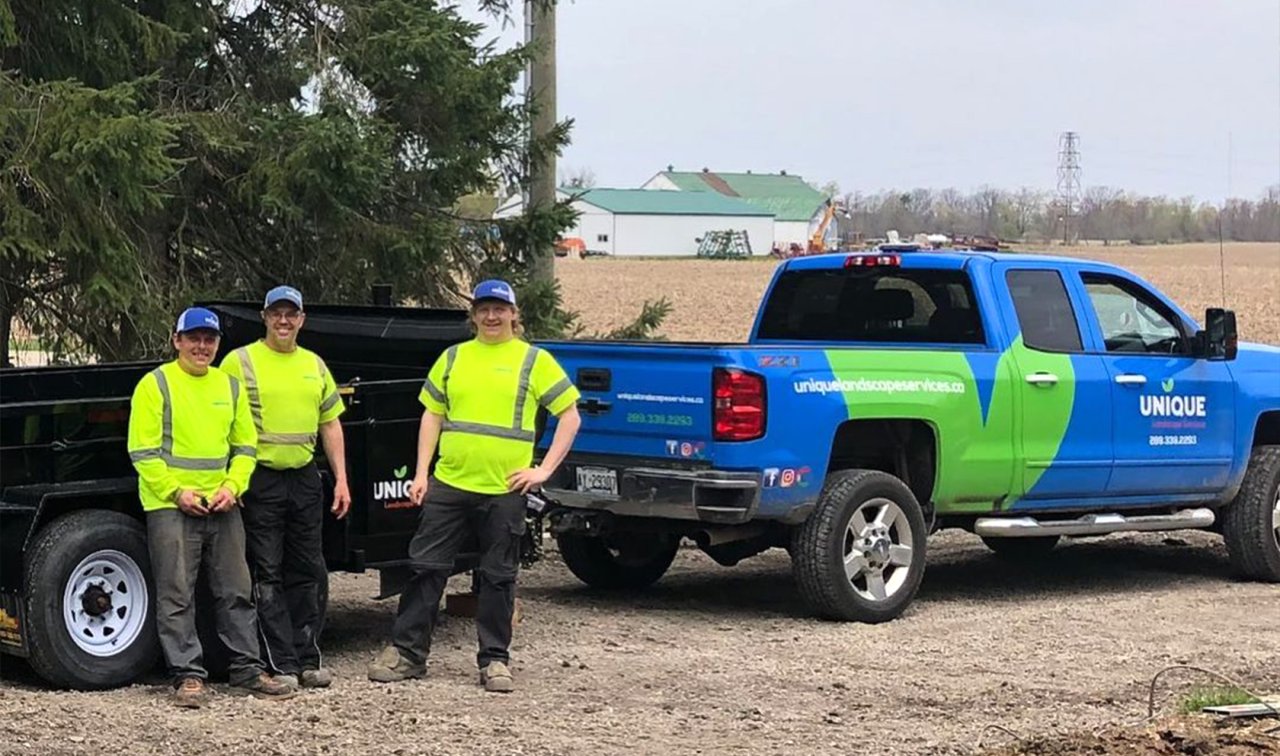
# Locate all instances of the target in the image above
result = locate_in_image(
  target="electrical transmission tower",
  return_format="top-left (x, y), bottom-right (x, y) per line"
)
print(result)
top-left (1057, 131), bottom-right (1082, 244)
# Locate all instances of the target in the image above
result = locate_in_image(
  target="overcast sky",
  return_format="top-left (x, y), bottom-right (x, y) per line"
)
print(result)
top-left (468, 1), bottom-right (1279, 201)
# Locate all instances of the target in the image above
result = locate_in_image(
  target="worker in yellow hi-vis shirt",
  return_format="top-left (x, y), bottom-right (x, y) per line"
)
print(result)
top-left (220, 285), bottom-right (349, 691)
top-left (367, 279), bottom-right (581, 693)
top-left (128, 307), bottom-right (294, 709)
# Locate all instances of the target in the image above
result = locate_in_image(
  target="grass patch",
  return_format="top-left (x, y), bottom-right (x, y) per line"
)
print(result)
top-left (1177, 685), bottom-right (1260, 714)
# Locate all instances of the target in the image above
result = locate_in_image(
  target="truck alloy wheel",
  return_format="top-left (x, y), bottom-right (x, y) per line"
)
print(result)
top-left (24, 510), bottom-right (160, 690)
top-left (792, 469), bottom-right (928, 622)
top-left (1222, 445), bottom-right (1280, 581)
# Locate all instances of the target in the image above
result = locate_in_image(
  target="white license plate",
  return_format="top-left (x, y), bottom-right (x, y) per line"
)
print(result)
top-left (575, 466), bottom-right (618, 495)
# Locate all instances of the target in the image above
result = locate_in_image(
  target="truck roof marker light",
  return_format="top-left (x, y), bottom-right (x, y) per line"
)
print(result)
top-left (844, 254), bottom-right (901, 268)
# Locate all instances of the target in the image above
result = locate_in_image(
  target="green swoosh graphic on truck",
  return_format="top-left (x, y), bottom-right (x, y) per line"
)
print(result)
top-left (821, 337), bottom-right (1074, 511)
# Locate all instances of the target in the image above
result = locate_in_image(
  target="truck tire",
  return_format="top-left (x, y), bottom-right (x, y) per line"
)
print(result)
top-left (792, 469), bottom-right (927, 623)
top-left (556, 532), bottom-right (679, 590)
top-left (22, 510), bottom-right (161, 690)
top-left (1221, 445), bottom-right (1280, 581)
top-left (980, 535), bottom-right (1060, 560)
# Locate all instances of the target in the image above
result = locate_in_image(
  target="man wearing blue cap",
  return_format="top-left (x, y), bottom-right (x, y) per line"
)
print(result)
top-left (367, 278), bottom-right (582, 692)
top-left (128, 307), bottom-right (294, 707)
top-left (220, 285), bottom-right (349, 690)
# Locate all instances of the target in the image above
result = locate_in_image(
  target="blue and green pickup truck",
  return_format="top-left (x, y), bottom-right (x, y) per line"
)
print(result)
top-left (535, 247), bottom-right (1280, 623)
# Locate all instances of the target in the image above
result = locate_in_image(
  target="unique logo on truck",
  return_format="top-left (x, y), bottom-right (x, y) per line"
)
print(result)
top-left (373, 465), bottom-right (416, 510)
top-left (1140, 381), bottom-right (1207, 420)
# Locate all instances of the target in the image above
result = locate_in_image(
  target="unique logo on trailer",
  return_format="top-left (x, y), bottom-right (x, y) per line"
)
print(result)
top-left (374, 465), bottom-right (416, 509)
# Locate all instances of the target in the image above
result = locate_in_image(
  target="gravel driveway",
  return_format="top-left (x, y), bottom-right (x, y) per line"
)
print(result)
top-left (2, 529), bottom-right (1276, 755)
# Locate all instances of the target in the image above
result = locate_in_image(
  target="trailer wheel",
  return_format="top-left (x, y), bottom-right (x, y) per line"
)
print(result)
top-left (556, 532), bottom-right (679, 590)
top-left (980, 535), bottom-right (1060, 560)
top-left (792, 469), bottom-right (927, 623)
top-left (23, 510), bottom-right (160, 690)
top-left (1222, 445), bottom-right (1280, 581)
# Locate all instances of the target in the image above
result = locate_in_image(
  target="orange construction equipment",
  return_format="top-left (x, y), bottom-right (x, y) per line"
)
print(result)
top-left (554, 237), bottom-right (586, 258)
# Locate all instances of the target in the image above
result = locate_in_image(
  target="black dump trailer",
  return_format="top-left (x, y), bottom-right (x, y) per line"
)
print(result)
top-left (0, 302), bottom-right (546, 690)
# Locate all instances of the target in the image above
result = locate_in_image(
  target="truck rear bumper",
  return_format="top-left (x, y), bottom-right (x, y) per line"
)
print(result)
top-left (544, 463), bottom-right (762, 525)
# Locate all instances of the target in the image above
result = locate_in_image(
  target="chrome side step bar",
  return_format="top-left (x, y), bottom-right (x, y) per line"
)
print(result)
top-left (974, 507), bottom-right (1215, 538)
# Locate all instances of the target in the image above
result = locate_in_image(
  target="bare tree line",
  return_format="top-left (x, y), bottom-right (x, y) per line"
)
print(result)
top-left (832, 185), bottom-right (1280, 244)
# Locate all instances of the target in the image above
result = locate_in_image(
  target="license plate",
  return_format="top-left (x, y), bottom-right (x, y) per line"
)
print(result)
top-left (575, 466), bottom-right (618, 495)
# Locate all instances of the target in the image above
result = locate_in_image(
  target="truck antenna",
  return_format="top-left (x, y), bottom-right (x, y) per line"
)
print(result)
top-left (1217, 211), bottom-right (1226, 308)
top-left (1218, 131), bottom-right (1231, 308)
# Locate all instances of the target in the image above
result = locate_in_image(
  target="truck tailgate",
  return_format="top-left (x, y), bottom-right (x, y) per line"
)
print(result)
top-left (537, 341), bottom-right (726, 462)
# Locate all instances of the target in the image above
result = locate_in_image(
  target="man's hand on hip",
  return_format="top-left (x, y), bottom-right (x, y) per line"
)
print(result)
top-left (331, 479), bottom-right (352, 519)
top-left (507, 466), bottom-right (550, 494)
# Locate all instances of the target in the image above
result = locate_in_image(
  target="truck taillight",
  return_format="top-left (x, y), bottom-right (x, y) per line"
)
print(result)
top-left (713, 368), bottom-right (765, 441)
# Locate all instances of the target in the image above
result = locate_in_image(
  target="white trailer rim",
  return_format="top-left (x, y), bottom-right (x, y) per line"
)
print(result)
top-left (62, 550), bottom-right (149, 657)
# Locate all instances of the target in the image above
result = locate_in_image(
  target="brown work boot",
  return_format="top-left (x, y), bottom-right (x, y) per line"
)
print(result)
top-left (479, 661), bottom-right (514, 693)
top-left (366, 645), bottom-right (425, 683)
top-left (171, 676), bottom-right (207, 708)
top-left (231, 672), bottom-right (296, 700)
top-left (300, 668), bottom-right (333, 688)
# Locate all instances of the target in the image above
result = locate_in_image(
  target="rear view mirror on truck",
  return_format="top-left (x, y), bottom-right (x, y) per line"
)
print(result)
top-left (1200, 307), bottom-right (1238, 361)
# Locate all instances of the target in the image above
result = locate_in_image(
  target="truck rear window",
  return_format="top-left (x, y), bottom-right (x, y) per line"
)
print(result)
top-left (756, 267), bottom-right (985, 344)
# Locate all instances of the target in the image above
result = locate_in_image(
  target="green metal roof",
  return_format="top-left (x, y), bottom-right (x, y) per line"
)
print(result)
top-left (565, 188), bottom-right (772, 217)
top-left (657, 171), bottom-right (827, 222)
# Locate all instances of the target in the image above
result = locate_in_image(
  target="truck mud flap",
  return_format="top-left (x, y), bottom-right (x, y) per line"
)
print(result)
top-left (0, 590), bottom-right (28, 657)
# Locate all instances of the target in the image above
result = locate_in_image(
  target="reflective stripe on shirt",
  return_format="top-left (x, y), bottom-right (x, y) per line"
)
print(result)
top-left (127, 367), bottom-right (243, 470)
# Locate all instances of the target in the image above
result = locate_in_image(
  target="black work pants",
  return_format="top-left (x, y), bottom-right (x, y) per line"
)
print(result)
top-left (241, 461), bottom-right (327, 675)
top-left (391, 477), bottom-right (525, 669)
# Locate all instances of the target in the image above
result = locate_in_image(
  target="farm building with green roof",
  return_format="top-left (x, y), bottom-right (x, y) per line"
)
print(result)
top-left (493, 187), bottom-right (775, 257)
top-left (642, 168), bottom-right (833, 251)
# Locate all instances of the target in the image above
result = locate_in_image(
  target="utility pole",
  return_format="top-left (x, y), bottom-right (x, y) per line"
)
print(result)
top-left (525, 0), bottom-right (556, 284)
top-left (1056, 131), bottom-right (1082, 245)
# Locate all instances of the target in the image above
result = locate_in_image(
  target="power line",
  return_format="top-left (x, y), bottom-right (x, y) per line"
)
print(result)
top-left (1057, 131), bottom-right (1082, 244)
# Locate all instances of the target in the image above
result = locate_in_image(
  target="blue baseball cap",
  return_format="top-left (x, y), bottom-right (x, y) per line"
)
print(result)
top-left (175, 307), bottom-right (221, 335)
top-left (471, 279), bottom-right (516, 306)
top-left (264, 285), bottom-right (303, 310)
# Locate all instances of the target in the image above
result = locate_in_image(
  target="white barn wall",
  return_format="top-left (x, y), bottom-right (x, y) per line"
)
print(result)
top-left (774, 220), bottom-right (811, 247)
top-left (612, 214), bottom-right (774, 257)
top-left (571, 200), bottom-right (616, 255)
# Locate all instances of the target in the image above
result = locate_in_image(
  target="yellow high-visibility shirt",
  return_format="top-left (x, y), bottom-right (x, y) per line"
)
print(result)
top-left (419, 338), bottom-right (579, 495)
top-left (127, 361), bottom-right (258, 511)
top-left (219, 340), bottom-right (344, 470)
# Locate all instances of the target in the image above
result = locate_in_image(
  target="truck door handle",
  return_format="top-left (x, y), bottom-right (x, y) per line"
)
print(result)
top-left (577, 398), bottom-right (612, 415)
top-left (1114, 374), bottom-right (1147, 386)
top-left (1024, 373), bottom-right (1059, 387)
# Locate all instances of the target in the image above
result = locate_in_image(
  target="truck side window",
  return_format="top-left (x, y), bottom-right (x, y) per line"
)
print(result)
top-left (1080, 273), bottom-right (1188, 355)
top-left (1006, 269), bottom-right (1084, 352)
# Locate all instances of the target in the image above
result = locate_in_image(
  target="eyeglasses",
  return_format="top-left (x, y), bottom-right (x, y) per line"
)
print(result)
top-left (265, 309), bottom-right (302, 321)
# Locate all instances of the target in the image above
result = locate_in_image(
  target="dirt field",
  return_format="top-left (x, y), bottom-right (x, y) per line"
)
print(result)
top-left (1, 242), bottom-right (1277, 754)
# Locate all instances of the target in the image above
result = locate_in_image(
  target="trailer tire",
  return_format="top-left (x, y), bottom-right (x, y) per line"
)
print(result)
top-left (556, 532), bottom-right (679, 590)
top-left (980, 535), bottom-right (1061, 560)
top-left (792, 469), bottom-right (927, 623)
top-left (23, 510), bottom-right (160, 690)
top-left (1222, 445), bottom-right (1280, 581)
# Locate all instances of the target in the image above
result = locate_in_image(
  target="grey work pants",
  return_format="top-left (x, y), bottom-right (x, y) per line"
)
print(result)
top-left (146, 507), bottom-right (265, 685)
top-left (391, 478), bottom-right (526, 669)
